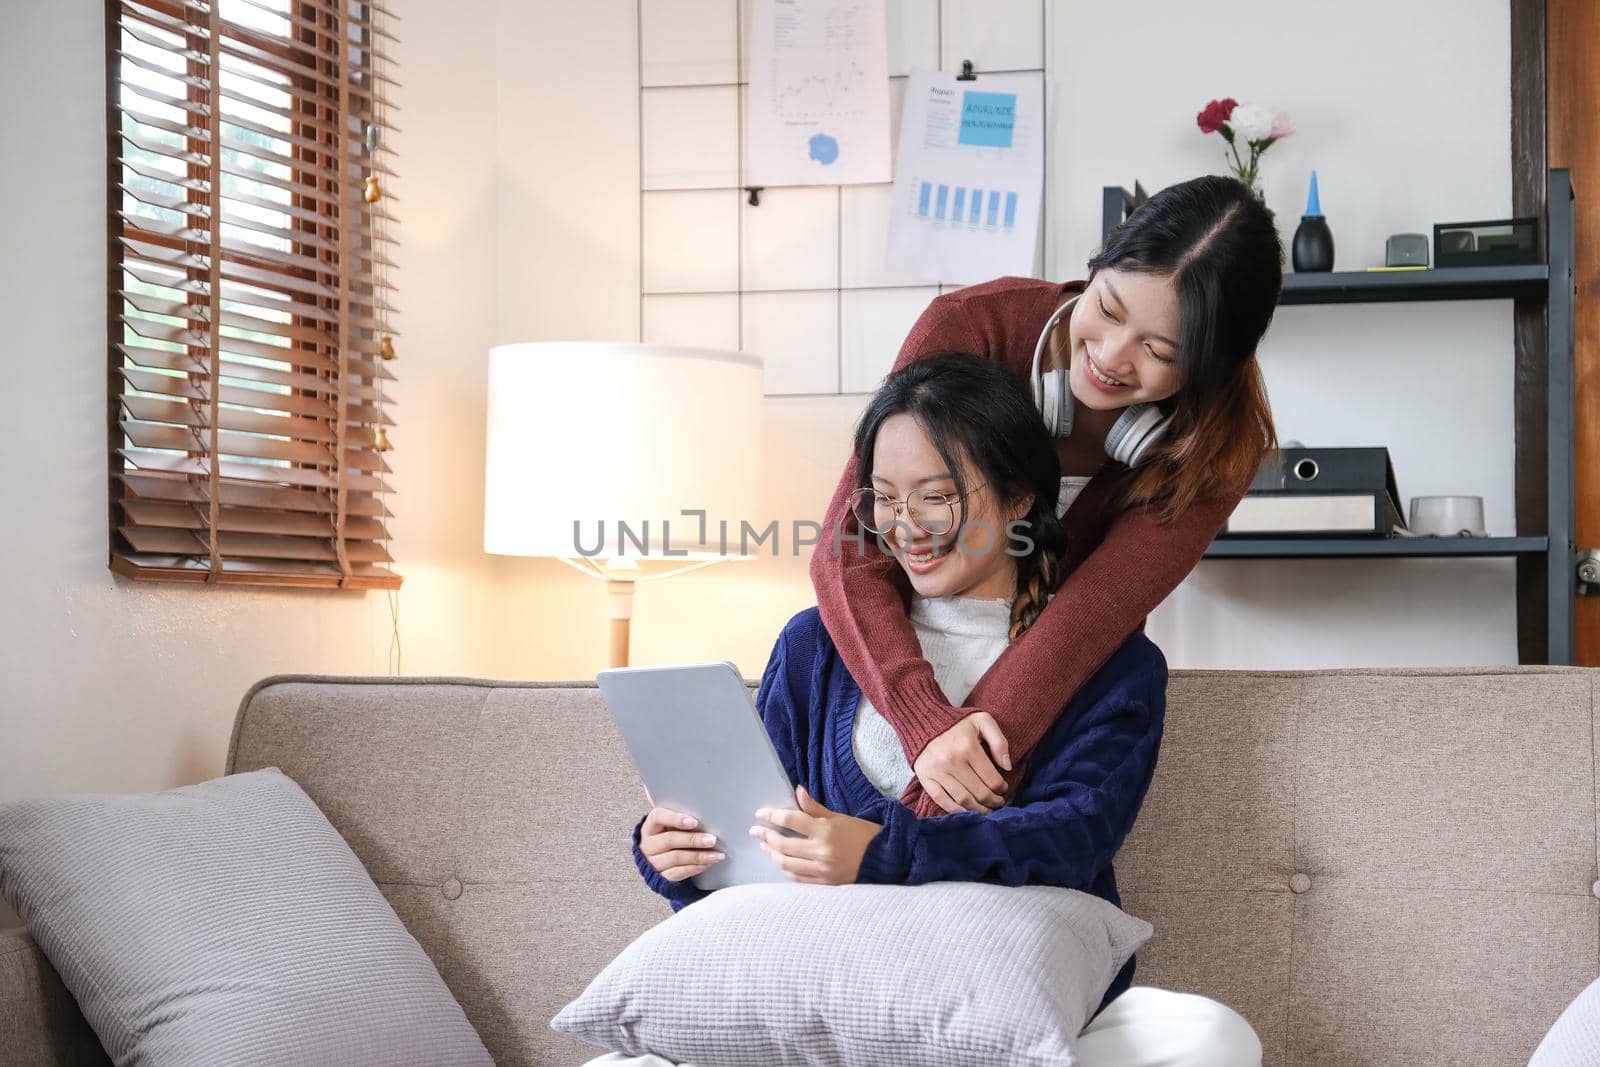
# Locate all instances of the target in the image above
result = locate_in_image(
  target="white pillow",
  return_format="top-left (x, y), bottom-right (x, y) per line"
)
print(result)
top-left (550, 880), bottom-right (1151, 1067)
top-left (0, 768), bottom-right (491, 1066)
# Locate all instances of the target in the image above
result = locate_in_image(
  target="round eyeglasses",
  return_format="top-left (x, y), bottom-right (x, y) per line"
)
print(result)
top-left (846, 483), bottom-right (986, 537)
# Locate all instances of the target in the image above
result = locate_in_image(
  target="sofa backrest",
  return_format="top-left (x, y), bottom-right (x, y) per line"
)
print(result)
top-left (228, 667), bottom-right (1600, 1066)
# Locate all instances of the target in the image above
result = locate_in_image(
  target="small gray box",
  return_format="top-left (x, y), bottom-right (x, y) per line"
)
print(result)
top-left (1385, 233), bottom-right (1430, 267)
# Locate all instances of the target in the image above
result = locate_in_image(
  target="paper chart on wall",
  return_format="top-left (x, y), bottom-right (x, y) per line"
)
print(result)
top-left (884, 69), bottom-right (1046, 284)
top-left (745, 0), bottom-right (892, 186)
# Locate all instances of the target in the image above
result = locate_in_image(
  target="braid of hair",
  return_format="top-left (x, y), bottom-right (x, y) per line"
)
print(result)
top-left (1008, 502), bottom-right (1068, 641)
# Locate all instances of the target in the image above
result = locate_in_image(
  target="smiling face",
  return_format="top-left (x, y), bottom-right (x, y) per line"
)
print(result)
top-left (866, 413), bottom-right (1033, 601)
top-left (1064, 268), bottom-right (1185, 412)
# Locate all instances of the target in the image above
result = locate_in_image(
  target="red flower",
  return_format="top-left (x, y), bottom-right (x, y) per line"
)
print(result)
top-left (1196, 97), bottom-right (1238, 134)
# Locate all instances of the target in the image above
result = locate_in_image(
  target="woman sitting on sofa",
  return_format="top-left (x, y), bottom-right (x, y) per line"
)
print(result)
top-left (602, 353), bottom-right (1261, 1066)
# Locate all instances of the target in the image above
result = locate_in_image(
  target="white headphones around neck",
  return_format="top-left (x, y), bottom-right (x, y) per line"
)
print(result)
top-left (1029, 293), bottom-right (1172, 468)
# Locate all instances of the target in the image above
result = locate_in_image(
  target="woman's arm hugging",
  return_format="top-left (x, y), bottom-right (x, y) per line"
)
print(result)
top-left (809, 294), bottom-right (989, 762)
top-left (955, 467), bottom-right (1249, 771)
top-left (854, 636), bottom-right (1167, 890)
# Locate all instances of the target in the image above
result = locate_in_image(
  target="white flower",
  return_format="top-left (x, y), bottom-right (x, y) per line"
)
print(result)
top-left (1228, 103), bottom-right (1276, 143)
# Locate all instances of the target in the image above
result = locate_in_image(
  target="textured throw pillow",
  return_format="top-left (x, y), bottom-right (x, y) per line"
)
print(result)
top-left (1530, 975), bottom-right (1600, 1066)
top-left (0, 767), bottom-right (491, 1066)
top-left (550, 880), bottom-right (1151, 1067)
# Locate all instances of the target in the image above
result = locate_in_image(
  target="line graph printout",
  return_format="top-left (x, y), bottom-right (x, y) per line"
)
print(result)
top-left (885, 69), bottom-right (1045, 283)
top-left (746, 0), bottom-right (892, 186)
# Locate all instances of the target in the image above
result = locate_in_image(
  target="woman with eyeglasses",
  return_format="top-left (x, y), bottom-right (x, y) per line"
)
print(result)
top-left (614, 352), bottom-right (1261, 1065)
top-left (813, 174), bottom-right (1282, 818)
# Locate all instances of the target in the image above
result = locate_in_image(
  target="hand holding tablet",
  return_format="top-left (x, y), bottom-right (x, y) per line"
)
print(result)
top-left (598, 660), bottom-right (803, 891)
top-left (637, 803), bottom-right (726, 884)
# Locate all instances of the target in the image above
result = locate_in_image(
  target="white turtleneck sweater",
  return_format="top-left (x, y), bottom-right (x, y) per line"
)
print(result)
top-left (850, 474), bottom-right (1089, 799)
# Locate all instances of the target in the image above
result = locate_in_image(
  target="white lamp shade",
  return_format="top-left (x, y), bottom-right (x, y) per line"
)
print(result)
top-left (484, 342), bottom-right (764, 560)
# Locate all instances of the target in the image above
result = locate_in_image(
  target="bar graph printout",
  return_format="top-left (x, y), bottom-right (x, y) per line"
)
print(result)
top-left (746, 0), bottom-right (892, 186)
top-left (885, 68), bottom-right (1045, 283)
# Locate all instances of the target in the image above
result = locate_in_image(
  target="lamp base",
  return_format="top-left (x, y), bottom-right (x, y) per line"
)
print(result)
top-left (568, 555), bottom-right (732, 669)
top-left (606, 577), bottom-right (635, 668)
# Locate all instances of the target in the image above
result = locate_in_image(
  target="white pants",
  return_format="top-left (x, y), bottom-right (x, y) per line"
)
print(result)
top-left (579, 986), bottom-right (1263, 1067)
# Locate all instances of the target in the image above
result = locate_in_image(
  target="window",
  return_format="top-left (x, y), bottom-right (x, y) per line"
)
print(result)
top-left (109, 0), bottom-right (400, 589)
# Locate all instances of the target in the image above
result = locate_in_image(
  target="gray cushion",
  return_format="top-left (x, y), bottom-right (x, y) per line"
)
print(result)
top-left (550, 880), bottom-right (1151, 1067)
top-left (0, 767), bottom-right (492, 1067)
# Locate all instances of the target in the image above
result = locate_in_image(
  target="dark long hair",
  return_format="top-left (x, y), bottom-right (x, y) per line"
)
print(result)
top-left (1079, 174), bottom-right (1281, 521)
top-left (851, 352), bottom-right (1066, 639)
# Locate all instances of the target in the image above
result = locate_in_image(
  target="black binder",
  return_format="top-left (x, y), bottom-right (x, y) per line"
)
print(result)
top-left (1222, 447), bottom-right (1404, 537)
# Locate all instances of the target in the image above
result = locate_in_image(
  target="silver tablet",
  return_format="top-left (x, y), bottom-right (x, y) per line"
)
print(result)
top-left (597, 660), bottom-right (802, 892)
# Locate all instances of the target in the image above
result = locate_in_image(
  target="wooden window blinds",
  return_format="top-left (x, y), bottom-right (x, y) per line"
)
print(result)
top-left (108, 0), bottom-right (401, 589)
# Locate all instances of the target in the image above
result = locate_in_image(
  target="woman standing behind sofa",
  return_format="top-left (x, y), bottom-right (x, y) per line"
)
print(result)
top-left (609, 354), bottom-right (1260, 1066)
top-left (813, 175), bottom-right (1282, 819)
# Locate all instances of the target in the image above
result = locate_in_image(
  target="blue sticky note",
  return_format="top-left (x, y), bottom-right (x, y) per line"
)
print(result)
top-left (958, 91), bottom-right (1016, 148)
top-left (809, 133), bottom-right (839, 165)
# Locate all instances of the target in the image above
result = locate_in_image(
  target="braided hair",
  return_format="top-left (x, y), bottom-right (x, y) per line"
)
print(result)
top-left (1006, 492), bottom-right (1068, 641)
top-left (851, 351), bottom-right (1068, 640)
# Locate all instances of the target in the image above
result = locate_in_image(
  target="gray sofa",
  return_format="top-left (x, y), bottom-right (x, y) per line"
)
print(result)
top-left (3, 666), bottom-right (1598, 1065)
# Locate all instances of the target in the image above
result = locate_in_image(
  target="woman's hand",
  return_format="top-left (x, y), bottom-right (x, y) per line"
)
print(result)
top-left (750, 785), bottom-right (881, 885)
top-left (912, 711), bottom-right (1013, 814)
top-left (639, 803), bottom-right (726, 883)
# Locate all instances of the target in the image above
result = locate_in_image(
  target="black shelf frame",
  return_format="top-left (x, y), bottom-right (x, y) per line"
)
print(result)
top-left (1278, 264), bottom-right (1548, 304)
top-left (1204, 536), bottom-right (1549, 560)
top-left (1101, 169), bottom-right (1577, 663)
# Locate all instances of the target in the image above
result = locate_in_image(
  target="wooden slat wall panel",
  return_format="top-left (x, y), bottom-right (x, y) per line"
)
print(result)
top-left (109, 0), bottom-right (400, 589)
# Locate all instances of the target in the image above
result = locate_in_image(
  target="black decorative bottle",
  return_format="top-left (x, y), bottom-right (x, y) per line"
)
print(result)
top-left (1291, 170), bottom-right (1334, 272)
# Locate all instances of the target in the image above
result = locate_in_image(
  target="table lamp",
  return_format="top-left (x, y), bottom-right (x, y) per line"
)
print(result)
top-left (484, 342), bottom-right (764, 667)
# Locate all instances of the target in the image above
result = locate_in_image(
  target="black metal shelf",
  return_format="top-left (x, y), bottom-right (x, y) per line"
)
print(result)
top-left (1205, 536), bottom-right (1548, 560)
top-left (1278, 264), bottom-right (1549, 305)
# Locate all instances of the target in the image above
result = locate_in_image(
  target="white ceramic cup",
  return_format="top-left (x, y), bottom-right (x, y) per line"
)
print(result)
top-left (1408, 495), bottom-right (1487, 537)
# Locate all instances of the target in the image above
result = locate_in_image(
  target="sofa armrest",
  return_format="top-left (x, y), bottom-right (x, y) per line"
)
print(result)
top-left (0, 926), bottom-right (109, 1066)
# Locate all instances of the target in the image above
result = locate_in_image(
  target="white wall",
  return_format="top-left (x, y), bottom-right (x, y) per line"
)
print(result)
top-left (0, 0), bottom-right (506, 926)
top-left (0, 0), bottom-right (1523, 921)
